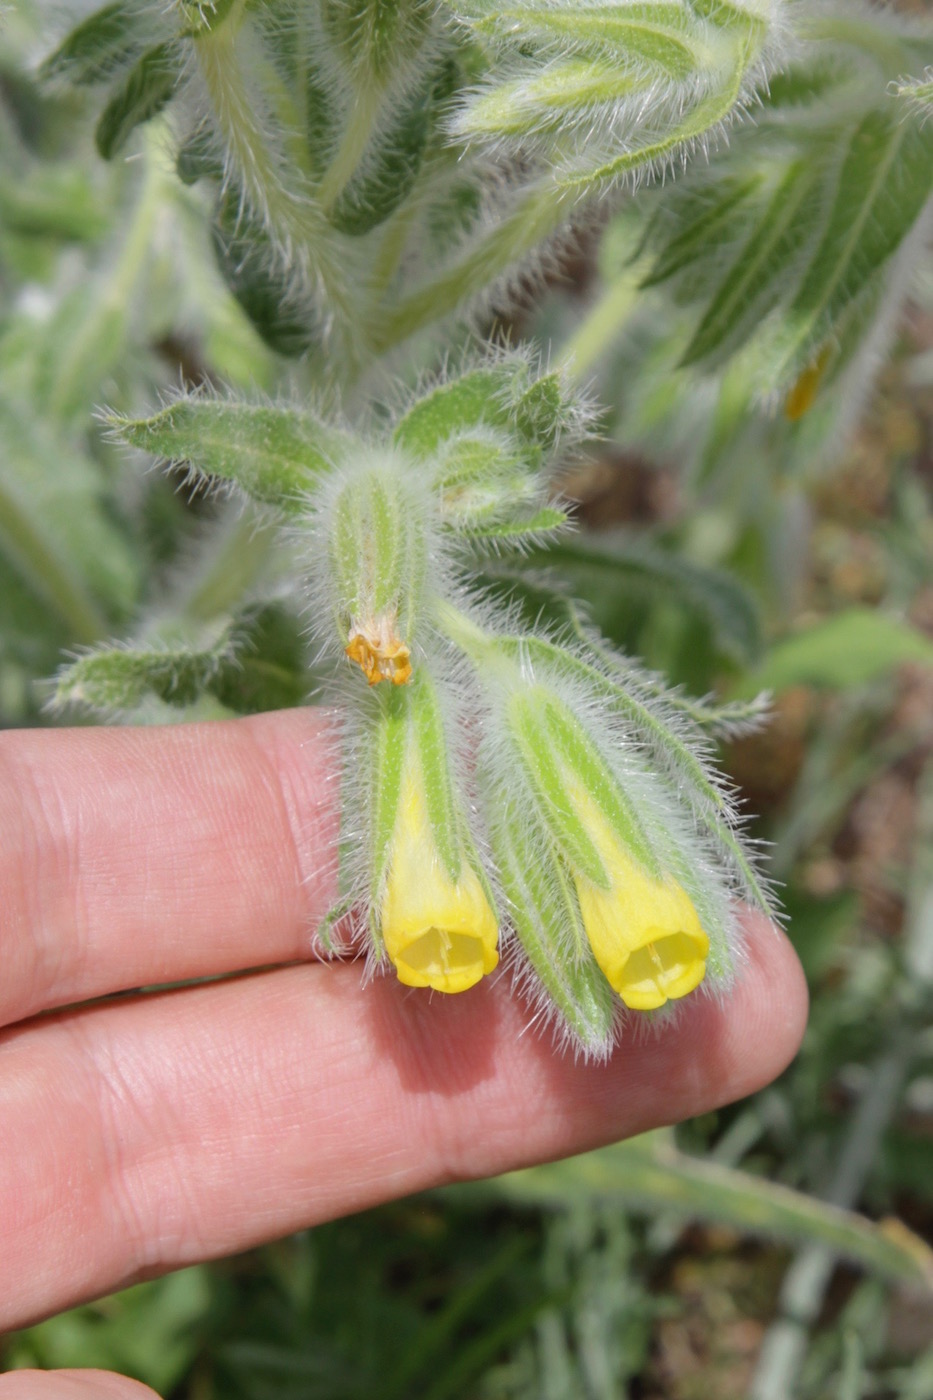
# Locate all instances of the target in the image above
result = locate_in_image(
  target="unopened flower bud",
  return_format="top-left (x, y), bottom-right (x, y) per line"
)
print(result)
top-left (324, 452), bottom-right (429, 685)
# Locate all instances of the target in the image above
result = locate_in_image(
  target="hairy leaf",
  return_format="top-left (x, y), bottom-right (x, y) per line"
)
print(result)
top-left (771, 106), bottom-right (933, 379)
top-left (41, 0), bottom-right (159, 87)
top-left (53, 627), bottom-right (238, 714)
top-left (95, 43), bottom-right (179, 160)
top-left (110, 399), bottom-right (353, 511)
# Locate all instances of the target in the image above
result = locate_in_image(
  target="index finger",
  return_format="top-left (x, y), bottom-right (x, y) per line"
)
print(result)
top-left (0, 711), bottom-right (339, 1027)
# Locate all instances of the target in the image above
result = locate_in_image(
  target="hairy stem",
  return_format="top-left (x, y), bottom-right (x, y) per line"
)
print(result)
top-left (0, 474), bottom-right (107, 644)
top-left (317, 83), bottom-right (383, 210)
top-left (371, 180), bottom-right (575, 353)
top-left (555, 262), bottom-right (644, 382)
top-left (192, 6), bottom-right (357, 330)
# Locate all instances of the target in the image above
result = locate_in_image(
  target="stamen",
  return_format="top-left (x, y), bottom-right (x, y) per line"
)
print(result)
top-left (345, 611), bottom-right (412, 685)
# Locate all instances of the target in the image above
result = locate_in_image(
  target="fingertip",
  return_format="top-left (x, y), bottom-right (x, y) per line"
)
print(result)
top-left (722, 908), bottom-right (809, 1093)
top-left (0, 1371), bottom-right (160, 1400)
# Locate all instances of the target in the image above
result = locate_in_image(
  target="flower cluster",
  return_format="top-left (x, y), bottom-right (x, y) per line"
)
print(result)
top-left (93, 347), bottom-right (773, 1058)
top-left (288, 352), bottom-right (772, 1058)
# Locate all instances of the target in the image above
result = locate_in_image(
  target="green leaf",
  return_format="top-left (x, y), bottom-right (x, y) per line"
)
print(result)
top-left (329, 67), bottom-right (437, 236)
top-left (511, 369), bottom-right (584, 451)
top-left (493, 1134), bottom-right (933, 1288)
top-left (55, 605), bottom-right (311, 719)
top-left (451, 0), bottom-right (766, 178)
top-left (176, 121), bottom-right (224, 185)
top-left (457, 61), bottom-right (644, 140)
top-left (540, 534), bottom-right (763, 666)
top-left (211, 197), bottom-right (322, 358)
top-left (40, 0), bottom-right (158, 87)
top-left (621, 38), bottom-right (933, 393)
top-left (95, 43), bottom-right (179, 160)
top-left (640, 173), bottom-right (763, 288)
top-left (110, 398), bottom-right (353, 512)
top-left (394, 365), bottom-right (527, 457)
top-left (455, 1), bottom-right (707, 79)
top-left (740, 609), bottom-right (933, 695)
top-left (321, 0), bottom-right (435, 83)
top-left (394, 357), bottom-right (585, 463)
top-left (679, 155), bottom-right (823, 366)
top-left (52, 625), bottom-right (238, 714)
top-left (429, 429), bottom-right (556, 536)
top-left (555, 31), bottom-right (754, 193)
top-left (462, 506), bottom-right (568, 540)
top-left (772, 107), bottom-right (933, 378)
top-left (209, 604), bottom-right (312, 713)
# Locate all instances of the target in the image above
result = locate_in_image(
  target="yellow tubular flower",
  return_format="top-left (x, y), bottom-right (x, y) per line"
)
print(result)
top-left (571, 795), bottom-right (709, 1011)
top-left (380, 769), bottom-right (499, 993)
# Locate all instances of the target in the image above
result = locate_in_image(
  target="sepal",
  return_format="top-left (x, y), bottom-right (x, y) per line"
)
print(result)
top-left (491, 796), bottom-right (616, 1058)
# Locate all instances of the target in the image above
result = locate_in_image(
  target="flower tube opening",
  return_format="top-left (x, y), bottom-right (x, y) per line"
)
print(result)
top-left (566, 788), bottom-right (710, 1011)
top-left (393, 926), bottom-right (495, 993)
top-left (575, 869), bottom-right (710, 1011)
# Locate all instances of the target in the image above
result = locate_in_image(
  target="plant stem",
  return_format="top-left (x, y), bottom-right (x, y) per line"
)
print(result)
top-left (372, 180), bottom-right (574, 353)
top-left (193, 6), bottom-right (356, 329)
top-left (554, 264), bottom-right (644, 382)
top-left (750, 1036), bottom-right (913, 1400)
top-left (177, 510), bottom-right (278, 624)
top-left (0, 473), bottom-right (107, 644)
top-left (317, 83), bottom-right (382, 210)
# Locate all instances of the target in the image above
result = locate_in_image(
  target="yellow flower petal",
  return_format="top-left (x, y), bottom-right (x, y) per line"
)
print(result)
top-left (381, 769), bottom-right (499, 993)
top-left (571, 793), bottom-right (709, 1010)
top-left (576, 878), bottom-right (709, 1010)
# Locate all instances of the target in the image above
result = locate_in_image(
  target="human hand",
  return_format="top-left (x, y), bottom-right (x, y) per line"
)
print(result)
top-left (0, 710), bottom-right (807, 1397)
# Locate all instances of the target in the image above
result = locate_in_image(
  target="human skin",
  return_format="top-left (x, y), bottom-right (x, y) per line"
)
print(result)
top-left (0, 709), bottom-right (808, 1397)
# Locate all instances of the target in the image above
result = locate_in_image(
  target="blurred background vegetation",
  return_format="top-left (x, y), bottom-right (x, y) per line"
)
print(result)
top-left (2, 0), bottom-right (933, 1395)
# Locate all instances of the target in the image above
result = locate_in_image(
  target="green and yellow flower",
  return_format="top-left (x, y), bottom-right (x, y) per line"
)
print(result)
top-left (503, 682), bottom-right (711, 1013)
top-left (570, 791), bottom-right (709, 1011)
top-left (381, 765), bottom-right (499, 993)
top-left (366, 671), bottom-right (500, 993)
